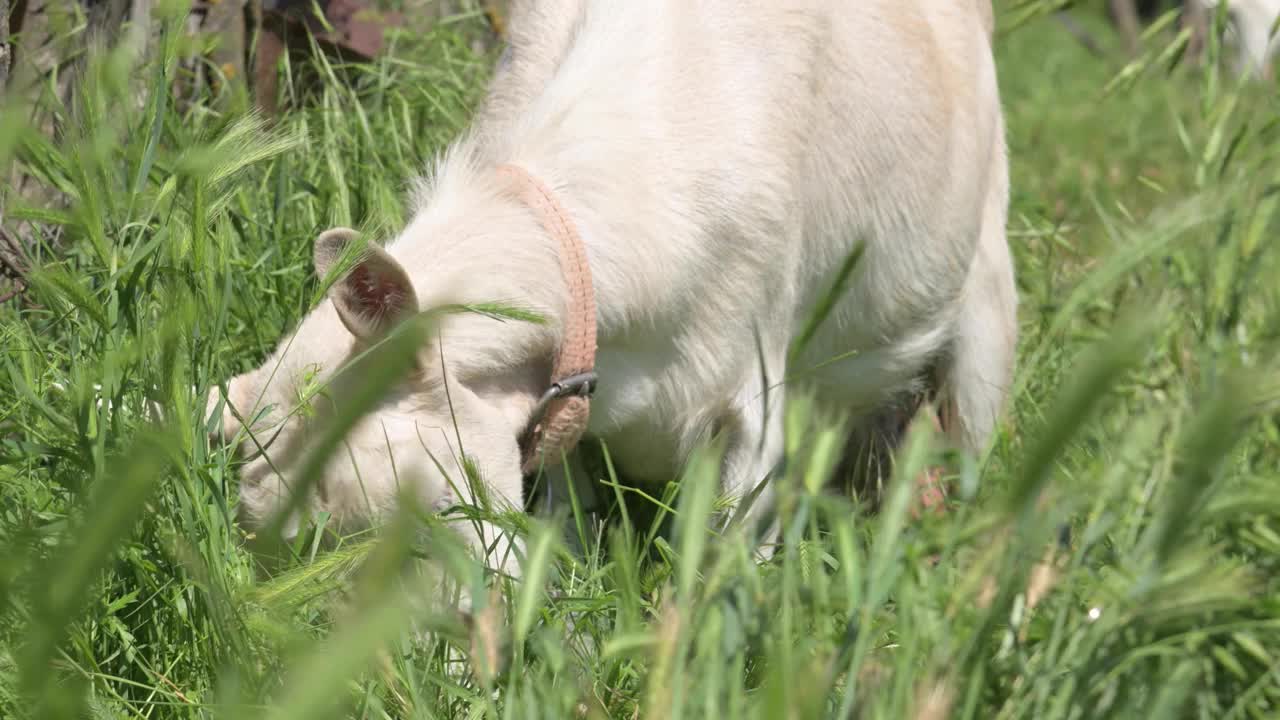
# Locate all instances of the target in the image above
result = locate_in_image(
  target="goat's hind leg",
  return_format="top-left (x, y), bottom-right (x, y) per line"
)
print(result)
top-left (934, 213), bottom-right (1018, 459)
top-left (838, 212), bottom-right (1017, 514)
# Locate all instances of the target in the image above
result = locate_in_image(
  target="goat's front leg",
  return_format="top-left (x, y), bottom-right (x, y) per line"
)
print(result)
top-left (716, 360), bottom-right (788, 560)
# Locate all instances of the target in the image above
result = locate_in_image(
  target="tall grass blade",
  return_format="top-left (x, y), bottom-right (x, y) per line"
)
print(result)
top-left (17, 428), bottom-right (176, 718)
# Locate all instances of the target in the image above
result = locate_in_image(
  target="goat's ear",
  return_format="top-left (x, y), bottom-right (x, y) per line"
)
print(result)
top-left (314, 227), bottom-right (419, 340)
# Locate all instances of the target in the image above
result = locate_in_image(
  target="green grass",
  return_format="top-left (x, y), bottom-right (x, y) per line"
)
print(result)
top-left (2, 1), bottom-right (1279, 718)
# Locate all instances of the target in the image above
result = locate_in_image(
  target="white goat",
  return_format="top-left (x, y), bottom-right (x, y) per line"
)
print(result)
top-left (210, 0), bottom-right (1017, 579)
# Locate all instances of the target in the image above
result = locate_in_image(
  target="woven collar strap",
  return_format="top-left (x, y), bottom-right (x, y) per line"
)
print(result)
top-left (497, 164), bottom-right (599, 473)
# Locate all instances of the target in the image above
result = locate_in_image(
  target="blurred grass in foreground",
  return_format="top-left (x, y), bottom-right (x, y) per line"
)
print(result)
top-left (1, 1), bottom-right (1279, 718)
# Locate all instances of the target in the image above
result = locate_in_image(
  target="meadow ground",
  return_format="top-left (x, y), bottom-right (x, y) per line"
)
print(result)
top-left (1, 1), bottom-right (1279, 718)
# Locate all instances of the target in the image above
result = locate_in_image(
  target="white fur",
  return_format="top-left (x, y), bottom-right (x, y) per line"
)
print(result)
top-left (212, 0), bottom-right (1016, 574)
top-left (1199, 0), bottom-right (1280, 78)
